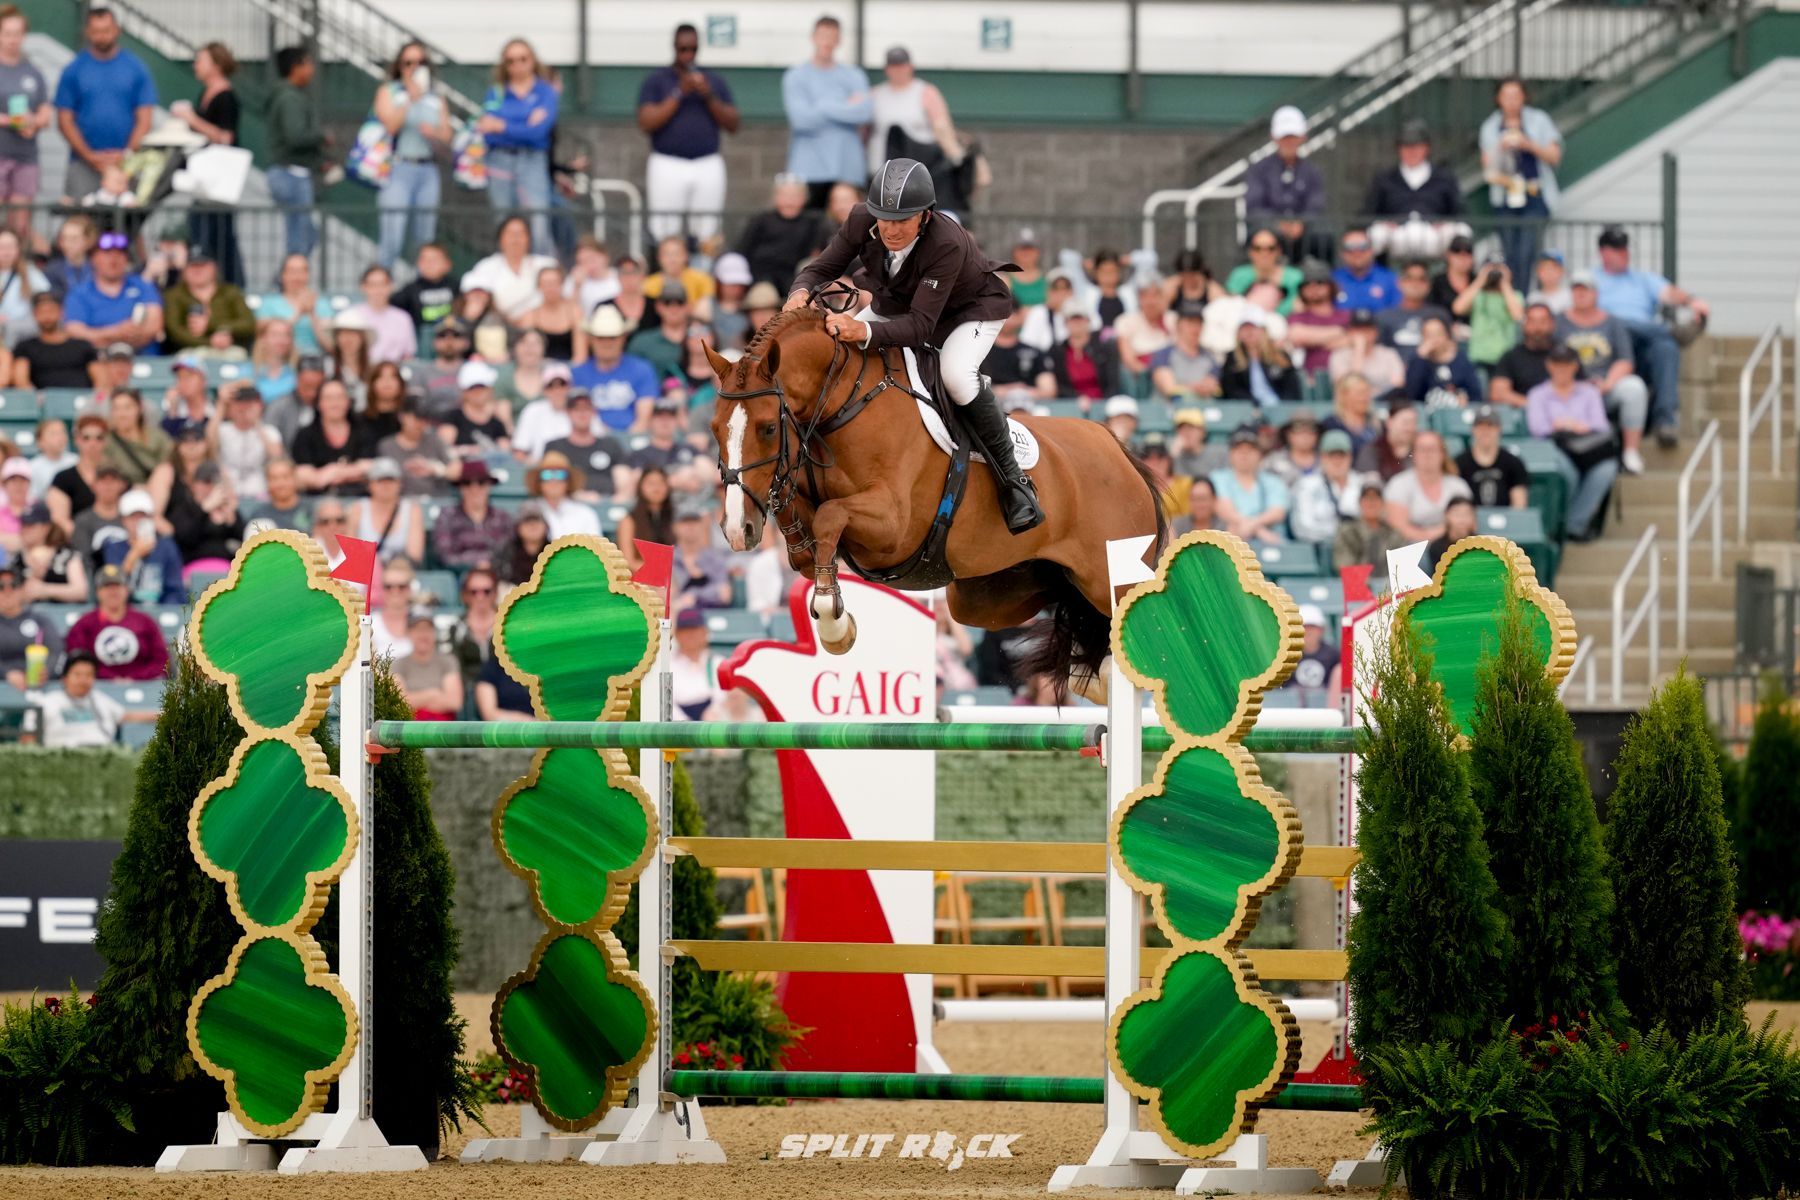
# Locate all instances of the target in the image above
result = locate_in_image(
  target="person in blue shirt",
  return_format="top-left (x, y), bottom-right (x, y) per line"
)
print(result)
top-left (1333, 227), bottom-right (1398, 313)
top-left (478, 39), bottom-right (559, 257)
top-left (63, 230), bottom-right (162, 353)
top-left (104, 489), bottom-right (186, 605)
top-left (1593, 225), bottom-right (1707, 447)
top-left (782, 15), bottom-right (872, 209)
top-left (638, 24), bottom-right (739, 246)
top-left (53, 7), bottom-right (155, 204)
top-left (573, 306), bottom-right (662, 433)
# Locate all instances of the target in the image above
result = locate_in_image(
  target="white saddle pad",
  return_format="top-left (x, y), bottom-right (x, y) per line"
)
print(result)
top-left (899, 346), bottom-right (1041, 471)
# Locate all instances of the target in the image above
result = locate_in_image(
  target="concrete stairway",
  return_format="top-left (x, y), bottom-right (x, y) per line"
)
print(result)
top-left (1556, 334), bottom-right (1795, 710)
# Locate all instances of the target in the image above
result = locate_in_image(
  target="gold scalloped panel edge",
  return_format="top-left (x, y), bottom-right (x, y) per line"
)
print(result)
top-left (186, 531), bottom-right (359, 740)
top-left (1106, 948), bottom-right (1302, 1160)
top-left (490, 534), bottom-right (661, 724)
top-left (187, 734), bottom-right (358, 937)
top-left (1395, 534), bottom-right (1576, 685)
top-left (185, 931), bottom-right (359, 1139)
top-left (1108, 738), bottom-right (1305, 950)
top-left (1110, 530), bottom-right (1305, 745)
top-left (491, 929), bottom-right (657, 1132)
top-left (488, 747), bottom-right (657, 932)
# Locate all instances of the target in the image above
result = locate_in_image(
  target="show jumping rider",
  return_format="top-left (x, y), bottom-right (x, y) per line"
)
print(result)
top-left (785, 157), bottom-right (1044, 533)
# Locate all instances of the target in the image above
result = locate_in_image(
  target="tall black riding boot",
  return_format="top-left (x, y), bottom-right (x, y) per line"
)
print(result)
top-left (963, 382), bottom-right (1045, 535)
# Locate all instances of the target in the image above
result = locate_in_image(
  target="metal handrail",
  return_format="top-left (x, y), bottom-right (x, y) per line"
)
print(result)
top-left (1142, 0), bottom-right (1563, 249)
top-left (1675, 419), bottom-right (1723, 653)
top-left (1560, 635), bottom-right (1598, 706)
top-left (587, 178), bottom-right (646, 269)
top-left (1611, 526), bottom-right (1661, 705)
top-left (242, 0), bottom-right (481, 116)
top-left (1738, 321), bottom-right (1785, 542)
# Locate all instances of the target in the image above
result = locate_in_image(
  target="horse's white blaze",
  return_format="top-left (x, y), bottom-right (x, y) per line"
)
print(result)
top-left (724, 404), bottom-right (747, 550)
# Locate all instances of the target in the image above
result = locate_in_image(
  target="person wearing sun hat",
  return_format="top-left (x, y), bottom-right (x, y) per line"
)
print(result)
top-left (526, 449), bottom-right (600, 539)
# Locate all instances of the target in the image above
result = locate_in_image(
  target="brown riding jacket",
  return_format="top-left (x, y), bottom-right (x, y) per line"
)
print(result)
top-left (791, 208), bottom-right (1015, 351)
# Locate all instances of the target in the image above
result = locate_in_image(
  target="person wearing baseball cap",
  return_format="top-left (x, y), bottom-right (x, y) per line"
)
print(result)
top-left (1279, 601), bottom-right (1341, 705)
top-left (1335, 477), bottom-right (1400, 575)
top-left (511, 360), bottom-right (587, 462)
top-left (707, 252), bottom-right (755, 351)
top-left (66, 561), bottom-right (168, 681)
top-left (105, 488), bottom-right (186, 605)
top-left (1290, 427), bottom-right (1362, 545)
top-left (442, 360), bottom-right (510, 458)
top-left (64, 229), bottom-right (163, 353)
top-left (542, 389), bottom-right (631, 501)
top-left (1595, 223), bottom-right (1702, 448)
top-left (0, 558), bottom-right (65, 691)
top-left (1245, 106), bottom-right (1326, 260)
top-left (1453, 404), bottom-right (1530, 511)
top-left (1528, 342), bottom-right (1617, 541)
top-left (1557, 269), bottom-right (1650, 474)
top-left (0, 456), bottom-right (31, 537)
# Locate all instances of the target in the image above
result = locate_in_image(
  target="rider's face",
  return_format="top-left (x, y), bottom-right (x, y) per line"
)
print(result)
top-left (876, 213), bottom-right (924, 251)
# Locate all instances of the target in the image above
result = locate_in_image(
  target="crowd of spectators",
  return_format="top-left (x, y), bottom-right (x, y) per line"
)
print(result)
top-left (0, 10), bottom-right (1720, 733)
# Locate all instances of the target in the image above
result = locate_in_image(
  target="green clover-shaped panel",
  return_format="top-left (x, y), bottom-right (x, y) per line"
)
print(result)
top-left (189, 933), bottom-right (356, 1137)
top-left (496, 931), bottom-right (655, 1131)
top-left (495, 536), bottom-right (658, 722)
top-left (495, 748), bottom-right (654, 929)
top-left (1110, 948), bottom-right (1299, 1158)
top-left (1113, 532), bottom-right (1301, 740)
top-left (1397, 536), bottom-right (1576, 737)
top-left (191, 737), bottom-right (355, 933)
top-left (190, 532), bottom-right (356, 736)
top-left (1114, 745), bottom-right (1300, 945)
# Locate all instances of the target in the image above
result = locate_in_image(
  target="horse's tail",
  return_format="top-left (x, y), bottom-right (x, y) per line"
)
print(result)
top-left (1012, 438), bottom-right (1169, 702)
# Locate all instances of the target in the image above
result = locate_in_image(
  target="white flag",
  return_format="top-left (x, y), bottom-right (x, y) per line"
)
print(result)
top-left (1386, 540), bottom-right (1432, 596)
top-left (1105, 534), bottom-right (1158, 596)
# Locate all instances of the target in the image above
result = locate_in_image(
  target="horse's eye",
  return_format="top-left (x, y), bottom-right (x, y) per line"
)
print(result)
top-left (758, 423), bottom-right (778, 438)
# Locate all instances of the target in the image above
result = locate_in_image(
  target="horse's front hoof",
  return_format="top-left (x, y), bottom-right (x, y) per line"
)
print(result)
top-left (818, 612), bottom-right (858, 655)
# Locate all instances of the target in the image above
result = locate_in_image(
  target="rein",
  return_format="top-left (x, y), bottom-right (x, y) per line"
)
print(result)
top-left (715, 287), bottom-right (915, 538)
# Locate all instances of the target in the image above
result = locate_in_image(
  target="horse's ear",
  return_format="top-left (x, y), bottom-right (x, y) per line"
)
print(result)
top-left (763, 338), bottom-right (782, 378)
top-left (701, 341), bottom-right (733, 381)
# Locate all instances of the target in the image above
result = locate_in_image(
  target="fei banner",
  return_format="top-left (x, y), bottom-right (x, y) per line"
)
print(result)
top-left (0, 839), bottom-right (118, 991)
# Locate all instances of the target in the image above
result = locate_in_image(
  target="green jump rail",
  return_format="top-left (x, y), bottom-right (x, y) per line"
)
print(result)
top-left (664, 1070), bottom-right (1362, 1111)
top-left (370, 720), bottom-right (1367, 755)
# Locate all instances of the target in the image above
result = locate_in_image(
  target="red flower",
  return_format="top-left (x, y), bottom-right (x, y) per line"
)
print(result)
top-left (1617, 1042), bottom-right (1629, 1053)
top-left (1566, 1030), bottom-right (1579, 1043)
top-left (730, 1054), bottom-right (744, 1066)
top-left (85, 994), bottom-right (99, 1009)
top-left (1548, 1014), bottom-right (1559, 1028)
top-left (674, 1051), bottom-right (691, 1065)
top-left (695, 1042), bottom-right (713, 1056)
top-left (42, 996), bottom-right (60, 1013)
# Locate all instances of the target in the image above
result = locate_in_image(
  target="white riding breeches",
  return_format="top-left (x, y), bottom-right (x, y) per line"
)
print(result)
top-left (858, 306), bottom-right (1003, 406)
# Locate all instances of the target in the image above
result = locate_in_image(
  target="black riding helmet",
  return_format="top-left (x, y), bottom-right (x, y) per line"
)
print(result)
top-left (866, 158), bottom-right (936, 220)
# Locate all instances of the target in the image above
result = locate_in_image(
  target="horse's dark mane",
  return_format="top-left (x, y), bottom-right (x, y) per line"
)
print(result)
top-left (741, 305), bottom-right (824, 360)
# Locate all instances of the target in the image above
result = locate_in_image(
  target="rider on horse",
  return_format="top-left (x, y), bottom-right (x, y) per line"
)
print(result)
top-left (784, 157), bottom-right (1045, 535)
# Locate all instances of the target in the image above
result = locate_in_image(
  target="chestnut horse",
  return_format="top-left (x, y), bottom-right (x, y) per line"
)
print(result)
top-left (704, 306), bottom-right (1166, 695)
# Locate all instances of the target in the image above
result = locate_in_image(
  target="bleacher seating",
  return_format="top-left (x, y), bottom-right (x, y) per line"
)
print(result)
top-left (1253, 541), bottom-right (1324, 579)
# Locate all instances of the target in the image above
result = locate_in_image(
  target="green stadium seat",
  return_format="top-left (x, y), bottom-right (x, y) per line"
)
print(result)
top-left (122, 722), bottom-right (156, 749)
top-left (39, 389), bottom-right (101, 422)
top-left (1282, 576), bottom-right (1344, 614)
top-left (601, 502), bottom-right (631, 529)
top-left (702, 608), bottom-right (766, 647)
top-left (129, 357), bottom-right (176, 389)
top-left (768, 608), bottom-right (796, 642)
top-left (208, 359), bottom-right (253, 386)
top-left (942, 686), bottom-right (1016, 708)
top-left (1252, 541), bottom-right (1323, 578)
top-left (97, 679), bottom-right (163, 708)
top-left (1475, 506), bottom-right (1556, 584)
top-left (148, 605), bottom-right (189, 636)
top-left (0, 389), bottom-right (39, 424)
top-left (39, 604), bottom-right (84, 631)
top-left (1196, 401), bottom-right (1258, 441)
top-left (1136, 402), bottom-right (1174, 435)
top-left (1044, 399), bottom-right (1088, 420)
top-left (490, 462), bottom-right (528, 500)
top-left (0, 416), bottom-right (40, 453)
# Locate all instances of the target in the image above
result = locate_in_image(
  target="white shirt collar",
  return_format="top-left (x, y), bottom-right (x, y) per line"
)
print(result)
top-left (1399, 161), bottom-right (1433, 190)
top-left (885, 237), bottom-right (920, 275)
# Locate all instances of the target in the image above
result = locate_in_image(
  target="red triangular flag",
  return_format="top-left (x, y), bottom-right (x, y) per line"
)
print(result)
top-left (632, 540), bottom-right (675, 616)
top-left (1341, 563), bottom-right (1376, 605)
top-left (330, 535), bottom-right (379, 614)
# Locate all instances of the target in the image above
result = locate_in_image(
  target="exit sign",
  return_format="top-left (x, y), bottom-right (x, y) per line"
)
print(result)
top-left (980, 17), bottom-right (1012, 51)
